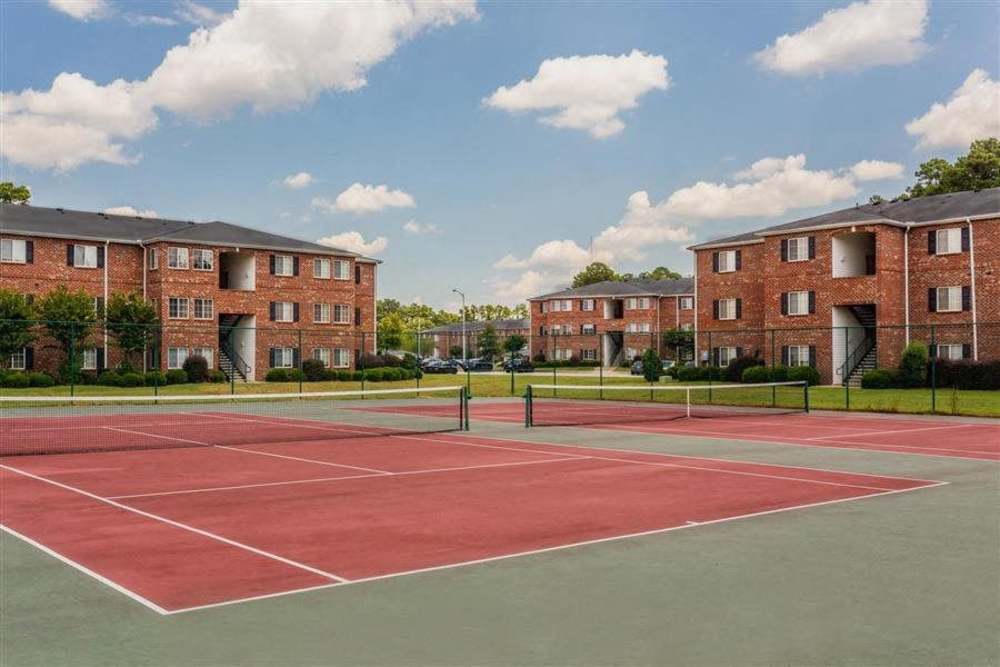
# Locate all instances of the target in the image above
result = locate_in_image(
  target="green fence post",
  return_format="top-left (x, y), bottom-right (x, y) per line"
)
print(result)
top-left (509, 351), bottom-right (515, 396)
top-left (803, 380), bottom-right (810, 413)
top-left (844, 326), bottom-right (850, 411)
top-left (524, 384), bottom-right (532, 428)
top-left (297, 329), bottom-right (303, 394)
top-left (707, 331), bottom-right (712, 403)
top-left (599, 337), bottom-right (604, 400)
top-left (361, 332), bottom-right (366, 395)
top-left (69, 323), bottom-right (76, 398)
top-left (930, 325), bottom-right (937, 414)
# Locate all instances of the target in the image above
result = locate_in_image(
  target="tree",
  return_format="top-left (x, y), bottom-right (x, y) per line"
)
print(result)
top-left (449, 344), bottom-right (464, 359)
top-left (635, 266), bottom-right (682, 281)
top-left (0, 289), bottom-right (35, 368)
top-left (503, 334), bottom-right (527, 359)
top-left (104, 292), bottom-right (159, 370)
top-left (572, 262), bottom-right (619, 287)
top-left (377, 312), bottom-right (404, 352)
top-left (36, 286), bottom-right (97, 381)
top-left (477, 323), bottom-right (499, 361)
top-left (902, 138), bottom-right (1000, 199)
top-left (0, 182), bottom-right (31, 204)
top-left (641, 348), bottom-right (663, 383)
top-left (663, 328), bottom-right (694, 361)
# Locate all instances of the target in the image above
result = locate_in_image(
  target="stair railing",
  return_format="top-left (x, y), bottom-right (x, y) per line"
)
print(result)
top-left (839, 334), bottom-right (875, 386)
top-left (219, 326), bottom-right (251, 382)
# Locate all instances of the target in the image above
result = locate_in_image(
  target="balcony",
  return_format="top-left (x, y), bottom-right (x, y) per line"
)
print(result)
top-left (603, 299), bottom-right (624, 320)
top-left (832, 232), bottom-right (876, 278)
top-left (219, 251), bottom-right (255, 291)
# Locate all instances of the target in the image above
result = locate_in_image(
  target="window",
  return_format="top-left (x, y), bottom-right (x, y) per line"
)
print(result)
top-left (717, 347), bottom-right (738, 366)
top-left (937, 344), bottom-right (965, 360)
top-left (273, 255), bottom-right (294, 276)
top-left (272, 302), bottom-right (296, 322)
top-left (581, 299), bottom-right (595, 311)
top-left (680, 323), bottom-right (693, 332)
top-left (625, 347), bottom-right (639, 361)
top-left (314, 303), bottom-right (331, 323)
top-left (167, 247), bottom-right (189, 269)
top-left (192, 347), bottom-right (214, 367)
top-left (539, 326), bottom-right (548, 336)
top-left (333, 348), bottom-right (351, 368)
top-left (333, 304), bottom-right (351, 324)
top-left (333, 260), bottom-right (351, 280)
top-left (82, 348), bottom-right (99, 371)
top-left (625, 297), bottom-right (650, 310)
top-left (582, 349), bottom-right (598, 361)
top-left (1, 239), bottom-right (28, 263)
top-left (717, 250), bottom-right (737, 273)
top-left (314, 258), bottom-right (331, 279)
top-left (786, 290), bottom-right (811, 316)
top-left (554, 324), bottom-right (573, 335)
top-left (193, 298), bottom-right (214, 320)
top-left (192, 249), bottom-right (214, 271)
top-left (168, 297), bottom-right (189, 319)
top-left (272, 347), bottom-right (296, 368)
top-left (355, 265), bottom-right (362, 285)
top-left (679, 296), bottom-right (693, 310)
top-left (933, 228), bottom-right (963, 255)
top-left (147, 248), bottom-right (158, 270)
top-left (550, 299), bottom-right (572, 312)
top-left (717, 298), bottom-right (737, 320)
top-left (9, 348), bottom-right (26, 370)
top-left (539, 302), bottom-right (547, 314)
top-left (784, 237), bottom-right (811, 262)
top-left (313, 348), bottom-right (331, 367)
top-left (626, 322), bottom-right (651, 333)
top-left (167, 347), bottom-right (189, 370)
top-left (555, 349), bottom-right (572, 361)
top-left (73, 244), bottom-right (99, 268)
top-left (786, 345), bottom-right (811, 367)
top-left (934, 286), bottom-right (962, 313)
top-left (581, 324), bottom-right (596, 334)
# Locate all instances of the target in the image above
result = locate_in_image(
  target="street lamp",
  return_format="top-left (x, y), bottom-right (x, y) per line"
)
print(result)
top-left (452, 288), bottom-right (467, 363)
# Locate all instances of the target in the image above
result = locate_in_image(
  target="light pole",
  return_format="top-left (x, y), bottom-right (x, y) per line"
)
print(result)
top-left (452, 288), bottom-right (467, 363)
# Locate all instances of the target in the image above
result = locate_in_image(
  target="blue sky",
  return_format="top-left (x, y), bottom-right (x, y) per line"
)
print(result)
top-left (2, 0), bottom-right (998, 309)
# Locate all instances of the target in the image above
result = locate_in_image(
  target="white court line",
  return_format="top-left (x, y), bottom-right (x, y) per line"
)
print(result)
top-left (216, 445), bottom-right (391, 474)
top-left (0, 524), bottom-right (170, 615)
top-left (163, 480), bottom-right (947, 615)
top-left (107, 456), bottom-right (584, 500)
top-left (807, 423), bottom-right (980, 441)
top-left (0, 462), bottom-right (349, 583)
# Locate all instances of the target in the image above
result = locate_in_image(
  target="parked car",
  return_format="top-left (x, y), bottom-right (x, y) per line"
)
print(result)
top-left (503, 358), bottom-right (535, 373)
top-left (422, 360), bottom-right (459, 374)
top-left (465, 358), bottom-right (494, 371)
top-left (630, 360), bottom-right (644, 375)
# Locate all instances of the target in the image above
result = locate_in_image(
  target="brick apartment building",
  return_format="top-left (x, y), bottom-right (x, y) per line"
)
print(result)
top-left (689, 187), bottom-right (1000, 384)
top-left (528, 279), bottom-right (695, 366)
top-left (0, 204), bottom-right (378, 380)
top-left (421, 318), bottom-right (529, 359)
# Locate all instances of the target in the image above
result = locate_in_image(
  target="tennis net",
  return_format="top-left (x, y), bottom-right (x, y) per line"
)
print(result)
top-left (525, 381), bottom-right (808, 427)
top-left (1, 386), bottom-right (467, 457)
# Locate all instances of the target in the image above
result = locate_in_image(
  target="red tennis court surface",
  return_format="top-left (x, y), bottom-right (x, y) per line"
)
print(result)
top-left (1, 417), bottom-right (940, 614)
top-left (363, 401), bottom-right (1000, 461)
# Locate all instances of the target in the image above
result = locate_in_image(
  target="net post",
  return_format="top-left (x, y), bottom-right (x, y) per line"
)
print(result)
top-left (707, 331), bottom-right (712, 403)
top-left (844, 326), bottom-right (850, 411)
top-left (930, 324), bottom-right (936, 414)
top-left (685, 387), bottom-right (691, 419)
top-left (598, 333), bottom-right (604, 399)
top-left (525, 384), bottom-right (533, 427)
top-left (69, 323), bottom-right (76, 398)
top-left (509, 350), bottom-right (515, 396)
top-left (803, 380), bottom-right (809, 413)
top-left (360, 332), bottom-right (366, 396)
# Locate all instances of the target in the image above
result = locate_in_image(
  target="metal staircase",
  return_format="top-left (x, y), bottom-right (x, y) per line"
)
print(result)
top-left (841, 305), bottom-right (877, 387)
top-left (218, 314), bottom-right (249, 383)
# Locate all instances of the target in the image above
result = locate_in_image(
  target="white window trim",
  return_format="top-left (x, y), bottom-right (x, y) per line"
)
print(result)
top-left (787, 290), bottom-right (809, 316)
top-left (81, 348), bottom-right (99, 371)
top-left (314, 258), bottom-right (331, 279)
top-left (1, 239), bottom-right (27, 264)
top-left (787, 345), bottom-right (811, 367)
top-left (192, 298), bottom-right (214, 320)
top-left (679, 296), bottom-right (693, 310)
top-left (935, 228), bottom-right (962, 256)
top-left (936, 286), bottom-right (962, 313)
top-left (274, 302), bottom-right (295, 323)
top-left (582, 349), bottom-right (598, 361)
top-left (787, 237), bottom-right (809, 262)
top-left (167, 347), bottom-right (189, 370)
top-left (274, 347), bottom-right (296, 369)
top-left (167, 247), bottom-right (189, 270)
top-left (74, 244), bottom-right (98, 269)
top-left (581, 299), bottom-right (595, 311)
top-left (718, 298), bottom-right (737, 321)
top-left (333, 348), bottom-right (351, 368)
top-left (168, 297), bottom-right (190, 320)
top-left (333, 304), bottom-right (351, 324)
top-left (274, 255), bottom-right (295, 277)
top-left (581, 324), bottom-right (596, 334)
top-left (314, 303), bottom-right (331, 324)
top-left (333, 259), bottom-right (351, 280)
top-left (148, 248), bottom-right (159, 270)
top-left (9, 348), bottom-right (26, 370)
top-left (718, 346), bottom-right (738, 366)
top-left (312, 348), bottom-right (331, 366)
top-left (192, 347), bottom-right (214, 367)
top-left (192, 249), bottom-right (214, 271)
top-left (936, 344), bottom-right (964, 360)
top-left (717, 250), bottom-right (736, 273)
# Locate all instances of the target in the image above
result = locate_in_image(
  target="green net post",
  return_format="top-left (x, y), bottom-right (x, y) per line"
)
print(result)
top-left (524, 384), bottom-right (533, 428)
top-left (297, 329), bottom-right (304, 395)
top-left (930, 324), bottom-right (937, 414)
top-left (69, 323), bottom-right (76, 398)
top-left (844, 326), bottom-right (850, 411)
top-left (707, 331), bottom-right (712, 403)
top-left (803, 380), bottom-right (810, 413)
top-left (360, 332), bottom-right (367, 396)
top-left (598, 338), bottom-right (604, 400)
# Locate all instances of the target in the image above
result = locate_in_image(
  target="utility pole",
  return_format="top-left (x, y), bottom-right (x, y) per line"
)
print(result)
top-left (452, 288), bottom-right (467, 363)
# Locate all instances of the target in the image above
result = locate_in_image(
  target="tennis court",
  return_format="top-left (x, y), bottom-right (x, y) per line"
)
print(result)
top-left (0, 385), bottom-right (944, 615)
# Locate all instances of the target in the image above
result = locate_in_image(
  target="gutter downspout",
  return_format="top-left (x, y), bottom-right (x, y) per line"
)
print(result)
top-left (140, 242), bottom-right (147, 372)
top-left (903, 224), bottom-right (911, 346)
top-left (103, 240), bottom-right (110, 367)
top-left (692, 251), bottom-right (699, 366)
top-left (967, 218), bottom-right (978, 360)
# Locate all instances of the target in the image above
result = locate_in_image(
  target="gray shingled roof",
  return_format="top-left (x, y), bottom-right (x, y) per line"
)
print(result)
top-left (689, 187), bottom-right (1000, 249)
top-left (531, 277), bottom-right (694, 300)
top-left (0, 204), bottom-right (366, 258)
top-left (422, 318), bottom-right (529, 334)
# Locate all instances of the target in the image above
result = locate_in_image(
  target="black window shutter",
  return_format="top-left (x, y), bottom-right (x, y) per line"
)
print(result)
top-left (269, 302), bottom-right (276, 321)
top-left (269, 348), bottom-right (276, 368)
top-left (712, 299), bottom-right (719, 320)
top-left (67, 244), bottom-right (75, 266)
top-left (961, 227), bottom-right (970, 251)
top-left (780, 292), bottom-right (788, 315)
top-left (355, 265), bottom-right (361, 284)
top-left (354, 307), bottom-right (361, 325)
top-left (292, 348), bottom-right (301, 368)
top-left (712, 252), bottom-right (719, 272)
top-left (928, 288), bottom-right (936, 312)
top-left (781, 346), bottom-right (789, 366)
top-left (808, 291), bottom-right (816, 314)
top-left (292, 257), bottom-right (300, 276)
top-left (735, 250), bottom-right (742, 270)
top-left (711, 347), bottom-right (718, 366)
top-left (735, 346), bottom-right (743, 359)
top-left (809, 345), bottom-right (817, 368)
top-left (962, 344), bottom-right (972, 359)
top-left (929, 343), bottom-right (938, 358)
top-left (97, 246), bottom-right (105, 268)
top-left (928, 231), bottom-right (936, 255)
top-left (780, 239), bottom-right (788, 262)
top-left (269, 255), bottom-right (276, 275)
top-left (808, 236), bottom-right (816, 259)
top-left (293, 303), bottom-right (300, 322)
top-left (25, 241), bottom-right (33, 264)
top-left (735, 298), bottom-right (742, 319)
top-left (96, 348), bottom-right (105, 371)
top-left (962, 286), bottom-right (971, 311)
top-left (25, 347), bottom-right (34, 370)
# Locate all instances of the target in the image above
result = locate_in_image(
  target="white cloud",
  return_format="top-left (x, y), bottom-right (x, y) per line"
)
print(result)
top-left (488, 270), bottom-right (555, 306)
top-left (849, 160), bottom-right (904, 181)
top-left (402, 220), bottom-right (440, 235)
top-left (175, 0), bottom-right (227, 26)
top-left (125, 14), bottom-right (179, 27)
top-left (484, 50), bottom-right (668, 138)
top-left (282, 171), bottom-right (314, 189)
top-left (104, 205), bottom-right (159, 218)
top-left (314, 183), bottom-right (416, 214)
top-left (317, 231), bottom-right (388, 256)
top-left (754, 0), bottom-right (928, 76)
top-left (494, 239), bottom-right (593, 270)
top-left (2, 1), bottom-right (477, 171)
top-left (906, 69), bottom-right (1000, 149)
top-left (48, 0), bottom-right (109, 20)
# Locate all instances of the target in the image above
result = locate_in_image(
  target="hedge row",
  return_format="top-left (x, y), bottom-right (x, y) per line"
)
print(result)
top-left (863, 359), bottom-right (1000, 391)
top-left (265, 366), bottom-right (421, 383)
top-left (532, 360), bottom-right (601, 369)
top-left (741, 364), bottom-right (821, 386)
top-left (0, 370), bottom-right (57, 388)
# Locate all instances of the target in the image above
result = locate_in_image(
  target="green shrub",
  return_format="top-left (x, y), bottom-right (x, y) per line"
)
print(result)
top-left (641, 349), bottom-right (663, 383)
top-left (286, 369), bottom-right (306, 382)
top-left (861, 368), bottom-right (898, 389)
top-left (365, 368), bottom-right (385, 382)
top-left (675, 365), bottom-right (702, 382)
top-left (336, 370), bottom-right (353, 382)
top-left (266, 368), bottom-right (289, 382)
top-left (27, 372), bottom-right (56, 387)
top-left (934, 359), bottom-right (1000, 390)
top-left (144, 370), bottom-right (166, 387)
top-left (769, 365), bottom-right (789, 382)
top-left (78, 370), bottom-right (99, 385)
top-left (97, 370), bottom-right (121, 386)
top-left (207, 370), bottom-right (226, 383)
top-left (703, 366), bottom-right (723, 381)
top-left (183, 354), bottom-right (210, 383)
top-left (898, 342), bottom-right (928, 388)
top-left (301, 359), bottom-right (326, 381)
top-left (118, 372), bottom-right (145, 388)
top-left (164, 369), bottom-right (188, 385)
top-left (116, 360), bottom-right (137, 374)
top-left (788, 365), bottom-right (821, 386)
top-left (1, 372), bottom-right (30, 388)
top-left (351, 371), bottom-right (364, 382)
top-left (726, 355), bottom-right (763, 382)
top-left (741, 366), bottom-right (772, 383)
